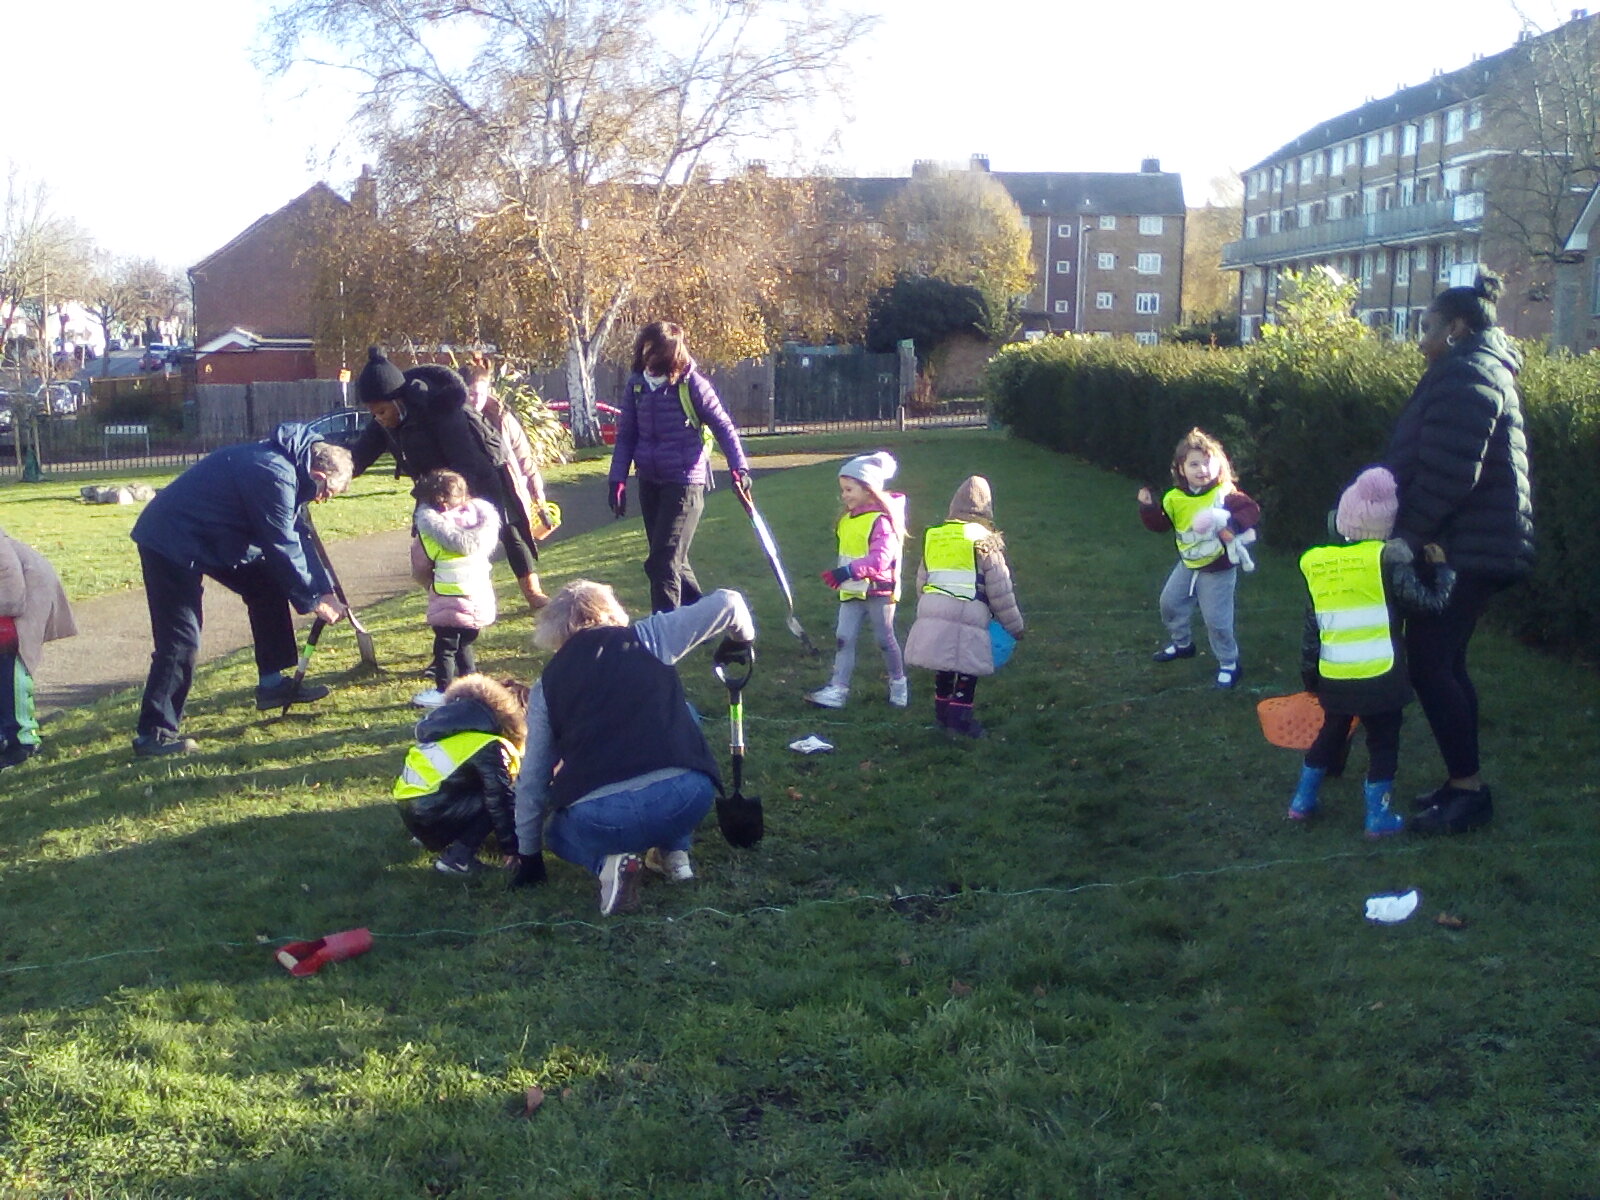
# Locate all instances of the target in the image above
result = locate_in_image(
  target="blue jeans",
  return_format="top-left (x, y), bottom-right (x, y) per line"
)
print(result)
top-left (546, 770), bottom-right (715, 875)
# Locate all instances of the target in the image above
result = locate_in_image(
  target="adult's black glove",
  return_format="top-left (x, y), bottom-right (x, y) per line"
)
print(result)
top-left (712, 635), bottom-right (755, 669)
top-left (731, 468), bottom-right (754, 508)
top-left (507, 853), bottom-right (548, 889)
top-left (608, 481), bottom-right (626, 518)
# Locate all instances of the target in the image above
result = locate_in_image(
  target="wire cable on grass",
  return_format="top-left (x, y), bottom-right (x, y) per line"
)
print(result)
top-left (2, 841), bottom-right (1467, 976)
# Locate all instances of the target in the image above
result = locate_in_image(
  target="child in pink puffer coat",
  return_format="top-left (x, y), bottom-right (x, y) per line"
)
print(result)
top-left (409, 469), bottom-right (501, 708)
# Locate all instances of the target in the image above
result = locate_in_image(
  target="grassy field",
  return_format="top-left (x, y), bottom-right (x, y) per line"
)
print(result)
top-left (2, 430), bottom-right (1597, 1197)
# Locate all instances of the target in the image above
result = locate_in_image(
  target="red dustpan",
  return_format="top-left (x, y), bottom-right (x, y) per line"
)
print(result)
top-left (275, 928), bottom-right (373, 976)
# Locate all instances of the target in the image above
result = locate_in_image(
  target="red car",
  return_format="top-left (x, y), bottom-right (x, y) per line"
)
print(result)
top-left (548, 400), bottom-right (621, 445)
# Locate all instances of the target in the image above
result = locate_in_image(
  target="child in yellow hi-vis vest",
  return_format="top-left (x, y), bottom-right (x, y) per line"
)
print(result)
top-left (394, 674), bottom-right (528, 875)
top-left (410, 469), bottom-right (501, 708)
top-left (808, 452), bottom-right (909, 709)
top-left (904, 476), bottom-right (1025, 739)
top-left (1289, 468), bottom-right (1455, 837)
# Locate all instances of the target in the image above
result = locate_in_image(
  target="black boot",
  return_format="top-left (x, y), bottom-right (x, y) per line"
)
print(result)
top-left (1410, 786), bottom-right (1493, 835)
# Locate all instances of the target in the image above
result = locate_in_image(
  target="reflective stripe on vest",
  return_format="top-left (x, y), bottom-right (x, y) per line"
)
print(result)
top-left (921, 521), bottom-right (986, 599)
top-left (835, 511), bottom-right (880, 600)
top-left (1300, 541), bottom-right (1394, 680)
top-left (1164, 486), bottom-right (1227, 569)
top-left (419, 531), bottom-right (480, 597)
top-left (392, 731), bottom-right (521, 799)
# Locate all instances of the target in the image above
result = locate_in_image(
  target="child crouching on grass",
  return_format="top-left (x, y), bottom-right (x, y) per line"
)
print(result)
top-left (0, 525), bottom-right (77, 769)
top-left (393, 674), bottom-right (529, 874)
top-left (808, 452), bottom-right (909, 709)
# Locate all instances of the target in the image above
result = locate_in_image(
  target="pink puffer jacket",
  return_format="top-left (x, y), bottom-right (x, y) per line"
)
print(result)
top-left (410, 499), bottom-right (501, 629)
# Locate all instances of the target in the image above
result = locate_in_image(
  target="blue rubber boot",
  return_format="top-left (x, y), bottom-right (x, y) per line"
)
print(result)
top-left (1363, 779), bottom-right (1405, 838)
top-left (1287, 765), bottom-right (1325, 820)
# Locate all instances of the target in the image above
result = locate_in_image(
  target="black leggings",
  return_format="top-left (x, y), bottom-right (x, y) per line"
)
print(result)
top-left (430, 627), bottom-right (479, 690)
top-left (1404, 572), bottom-right (1506, 779)
top-left (1306, 709), bottom-right (1402, 782)
top-left (934, 671), bottom-right (979, 705)
top-left (639, 480), bottom-right (705, 613)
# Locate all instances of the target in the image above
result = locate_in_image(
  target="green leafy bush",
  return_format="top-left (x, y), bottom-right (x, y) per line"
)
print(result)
top-left (985, 281), bottom-right (1600, 658)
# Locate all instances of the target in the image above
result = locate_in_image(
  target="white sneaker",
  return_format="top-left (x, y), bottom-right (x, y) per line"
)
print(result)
top-left (888, 677), bottom-right (909, 708)
top-left (411, 688), bottom-right (447, 708)
top-left (806, 684), bottom-right (849, 709)
top-left (645, 847), bottom-right (695, 883)
top-left (598, 853), bottom-right (643, 915)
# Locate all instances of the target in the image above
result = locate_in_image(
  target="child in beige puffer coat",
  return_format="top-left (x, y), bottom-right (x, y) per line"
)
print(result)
top-left (903, 476), bottom-right (1024, 738)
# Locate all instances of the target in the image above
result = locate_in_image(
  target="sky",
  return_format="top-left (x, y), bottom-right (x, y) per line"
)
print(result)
top-left (2, 0), bottom-right (1571, 272)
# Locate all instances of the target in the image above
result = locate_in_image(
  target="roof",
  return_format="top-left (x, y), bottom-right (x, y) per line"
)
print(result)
top-left (835, 170), bottom-right (1185, 216)
top-left (188, 183), bottom-right (349, 276)
top-left (1246, 29), bottom-right (1547, 170)
top-left (196, 328), bottom-right (315, 354)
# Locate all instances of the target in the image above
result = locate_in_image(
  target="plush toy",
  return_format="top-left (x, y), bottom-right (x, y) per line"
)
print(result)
top-left (1189, 506), bottom-right (1257, 572)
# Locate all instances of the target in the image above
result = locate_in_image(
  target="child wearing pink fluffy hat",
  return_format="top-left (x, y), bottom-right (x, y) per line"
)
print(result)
top-left (1287, 467), bottom-right (1456, 836)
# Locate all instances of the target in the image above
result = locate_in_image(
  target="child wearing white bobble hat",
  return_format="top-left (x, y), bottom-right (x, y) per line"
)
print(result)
top-left (807, 452), bottom-right (909, 709)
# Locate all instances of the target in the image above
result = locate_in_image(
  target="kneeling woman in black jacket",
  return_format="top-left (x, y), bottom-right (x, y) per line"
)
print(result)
top-left (1385, 272), bottom-right (1534, 835)
top-left (509, 581), bottom-right (754, 915)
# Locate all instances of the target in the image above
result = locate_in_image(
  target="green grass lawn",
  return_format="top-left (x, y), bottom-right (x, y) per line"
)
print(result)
top-left (2, 430), bottom-right (1598, 1197)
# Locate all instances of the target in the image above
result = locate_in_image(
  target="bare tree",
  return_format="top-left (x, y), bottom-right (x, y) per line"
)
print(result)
top-left (265, 0), bottom-right (872, 444)
top-left (1, 168), bottom-right (90, 381)
top-left (85, 256), bottom-right (182, 373)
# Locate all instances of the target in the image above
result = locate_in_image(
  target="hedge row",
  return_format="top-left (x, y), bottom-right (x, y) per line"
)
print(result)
top-left (983, 335), bottom-right (1600, 659)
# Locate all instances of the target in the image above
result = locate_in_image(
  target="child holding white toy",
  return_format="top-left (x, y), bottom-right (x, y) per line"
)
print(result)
top-left (1137, 428), bottom-right (1260, 689)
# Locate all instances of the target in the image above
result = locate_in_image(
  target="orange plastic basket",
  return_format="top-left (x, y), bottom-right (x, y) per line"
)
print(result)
top-left (1256, 691), bottom-right (1329, 751)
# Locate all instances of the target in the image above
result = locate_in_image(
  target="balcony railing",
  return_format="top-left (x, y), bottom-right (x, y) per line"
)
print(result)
top-left (1222, 193), bottom-right (1485, 268)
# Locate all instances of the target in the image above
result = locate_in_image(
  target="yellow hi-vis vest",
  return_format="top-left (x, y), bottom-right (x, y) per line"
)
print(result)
top-left (393, 731), bottom-right (521, 799)
top-left (1300, 540), bottom-right (1394, 680)
top-left (921, 521), bottom-right (987, 599)
top-left (1163, 486), bottom-right (1227, 569)
top-left (418, 531), bottom-right (482, 597)
top-left (836, 510), bottom-right (896, 600)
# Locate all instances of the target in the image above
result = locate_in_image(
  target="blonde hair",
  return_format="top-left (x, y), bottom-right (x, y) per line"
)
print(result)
top-left (534, 580), bottom-right (630, 651)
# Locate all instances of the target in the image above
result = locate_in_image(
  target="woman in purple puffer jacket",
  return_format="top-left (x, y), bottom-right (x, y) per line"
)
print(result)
top-left (607, 321), bottom-right (753, 612)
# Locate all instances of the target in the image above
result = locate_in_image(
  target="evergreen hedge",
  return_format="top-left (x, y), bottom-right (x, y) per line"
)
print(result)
top-left (984, 335), bottom-right (1600, 659)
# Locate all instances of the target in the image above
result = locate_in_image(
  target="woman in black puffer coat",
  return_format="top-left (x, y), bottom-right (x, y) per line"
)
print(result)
top-left (1383, 272), bottom-right (1534, 835)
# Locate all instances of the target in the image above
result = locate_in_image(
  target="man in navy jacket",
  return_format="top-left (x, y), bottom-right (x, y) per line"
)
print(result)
top-left (129, 423), bottom-right (351, 756)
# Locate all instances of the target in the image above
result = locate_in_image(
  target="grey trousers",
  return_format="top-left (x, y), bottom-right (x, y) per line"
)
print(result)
top-left (1158, 561), bottom-right (1238, 666)
top-left (829, 596), bottom-right (904, 687)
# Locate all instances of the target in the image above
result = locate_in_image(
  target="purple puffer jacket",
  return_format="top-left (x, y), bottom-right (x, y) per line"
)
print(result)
top-left (608, 365), bottom-right (749, 488)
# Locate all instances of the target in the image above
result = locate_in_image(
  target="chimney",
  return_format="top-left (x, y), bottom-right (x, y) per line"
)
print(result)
top-left (970, 153), bottom-right (990, 172)
top-left (746, 160), bottom-right (768, 177)
top-left (1140, 157), bottom-right (1161, 174)
top-left (912, 159), bottom-right (935, 178)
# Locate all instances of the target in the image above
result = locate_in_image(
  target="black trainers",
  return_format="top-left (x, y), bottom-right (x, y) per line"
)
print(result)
top-left (1152, 643), bottom-right (1197, 663)
top-left (0, 741), bottom-right (39, 769)
top-left (434, 842), bottom-right (485, 875)
top-left (1410, 786), bottom-right (1493, 835)
top-left (256, 679), bottom-right (331, 711)
top-left (133, 733), bottom-right (199, 757)
top-left (1411, 781), bottom-right (1451, 812)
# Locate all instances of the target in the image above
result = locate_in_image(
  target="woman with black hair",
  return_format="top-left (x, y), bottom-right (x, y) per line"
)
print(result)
top-left (606, 322), bottom-right (753, 612)
top-left (1385, 273), bottom-right (1534, 834)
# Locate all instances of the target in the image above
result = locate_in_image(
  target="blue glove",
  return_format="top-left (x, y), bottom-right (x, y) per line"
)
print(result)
top-left (820, 566), bottom-right (852, 589)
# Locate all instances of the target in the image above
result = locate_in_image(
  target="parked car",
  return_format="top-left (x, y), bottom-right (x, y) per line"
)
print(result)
top-left (33, 383), bottom-right (80, 415)
top-left (139, 344), bottom-right (173, 371)
top-left (303, 407), bottom-right (371, 449)
top-left (547, 400), bottom-right (621, 446)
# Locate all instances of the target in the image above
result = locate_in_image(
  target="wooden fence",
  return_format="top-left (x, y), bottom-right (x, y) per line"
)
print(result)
top-left (194, 380), bottom-right (347, 444)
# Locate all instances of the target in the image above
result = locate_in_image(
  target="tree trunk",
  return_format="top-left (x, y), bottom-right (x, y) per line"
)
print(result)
top-left (564, 340), bottom-right (601, 447)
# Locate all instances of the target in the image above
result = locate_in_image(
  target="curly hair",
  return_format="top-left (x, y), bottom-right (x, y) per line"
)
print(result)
top-left (534, 580), bottom-right (630, 651)
top-left (1169, 427), bottom-right (1234, 491)
top-left (411, 468), bottom-right (468, 511)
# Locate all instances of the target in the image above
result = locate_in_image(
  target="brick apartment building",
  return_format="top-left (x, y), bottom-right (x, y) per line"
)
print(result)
top-left (1224, 12), bottom-right (1600, 342)
top-left (841, 157), bottom-right (1187, 343)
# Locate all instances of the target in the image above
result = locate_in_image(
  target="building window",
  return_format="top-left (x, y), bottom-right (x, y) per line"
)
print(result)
top-left (1443, 167), bottom-right (1462, 195)
top-left (1364, 134), bottom-right (1380, 166)
top-left (1468, 101), bottom-right (1483, 131)
top-left (1270, 210), bottom-right (1282, 233)
top-left (1097, 252), bottom-right (1116, 270)
top-left (1315, 151), bottom-right (1327, 176)
top-left (1392, 309), bottom-right (1408, 339)
top-left (1096, 292), bottom-right (1114, 310)
top-left (1380, 129), bottom-right (1394, 156)
top-left (1055, 260), bottom-right (1071, 274)
top-left (1139, 215), bottom-right (1164, 235)
top-left (1402, 124), bottom-right (1418, 155)
top-left (1057, 223), bottom-right (1073, 237)
top-left (1422, 116), bottom-right (1436, 143)
top-left (1395, 250), bottom-right (1409, 284)
top-left (1134, 331), bottom-right (1159, 346)
top-left (1414, 247), bottom-right (1430, 275)
top-left (1446, 107), bottom-right (1464, 143)
top-left (1273, 166), bottom-right (1285, 191)
top-left (1054, 299), bottom-right (1070, 314)
top-left (1376, 248), bottom-right (1388, 275)
top-left (1360, 251), bottom-right (1375, 280)
top-left (1099, 215), bottom-right (1117, 230)
top-left (1399, 180), bottom-right (1415, 206)
top-left (1136, 253), bottom-right (1161, 274)
top-left (1135, 292), bottom-right (1160, 314)
top-left (1246, 174), bottom-right (1259, 199)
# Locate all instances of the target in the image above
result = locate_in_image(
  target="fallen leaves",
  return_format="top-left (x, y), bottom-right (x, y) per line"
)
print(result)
top-left (949, 979), bottom-right (973, 998)
top-left (522, 1086), bottom-right (544, 1117)
top-left (1435, 913), bottom-right (1468, 930)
